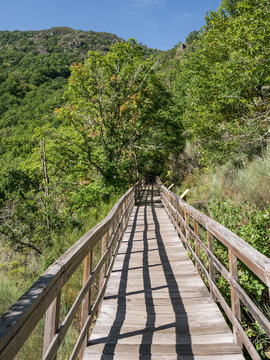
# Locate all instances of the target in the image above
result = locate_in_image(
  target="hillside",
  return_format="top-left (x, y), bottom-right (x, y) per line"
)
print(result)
top-left (0, 30), bottom-right (165, 293)
top-left (0, 31), bottom-right (167, 262)
top-left (0, 28), bottom-right (159, 168)
top-left (0, 28), bottom-right (119, 162)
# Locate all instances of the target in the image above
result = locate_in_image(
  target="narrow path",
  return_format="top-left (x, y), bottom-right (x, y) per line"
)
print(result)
top-left (83, 186), bottom-right (244, 360)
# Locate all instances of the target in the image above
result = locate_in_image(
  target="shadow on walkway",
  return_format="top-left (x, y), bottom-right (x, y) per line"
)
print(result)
top-left (88, 185), bottom-right (193, 359)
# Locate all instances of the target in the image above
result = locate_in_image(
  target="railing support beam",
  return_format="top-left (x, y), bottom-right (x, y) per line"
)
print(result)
top-left (207, 231), bottom-right (216, 300)
top-left (80, 251), bottom-right (93, 359)
top-left (229, 249), bottom-right (242, 348)
top-left (43, 293), bottom-right (61, 360)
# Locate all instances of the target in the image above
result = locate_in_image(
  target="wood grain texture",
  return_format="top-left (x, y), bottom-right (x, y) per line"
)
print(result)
top-left (83, 185), bottom-right (244, 360)
top-left (80, 251), bottom-right (93, 360)
top-left (43, 293), bottom-right (61, 359)
top-left (229, 249), bottom-right (242, 347)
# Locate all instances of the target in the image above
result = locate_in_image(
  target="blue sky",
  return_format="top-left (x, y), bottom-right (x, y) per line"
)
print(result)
top-left (1, 0), bottom-right (221, 50)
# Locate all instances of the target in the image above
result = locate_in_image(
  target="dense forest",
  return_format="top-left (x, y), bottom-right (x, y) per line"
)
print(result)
top-left (0, 0), bottom-right (269, 358)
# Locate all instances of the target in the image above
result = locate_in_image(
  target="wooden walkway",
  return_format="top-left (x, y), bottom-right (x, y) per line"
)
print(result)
top-left (83, 186), bottom-right (244, 360)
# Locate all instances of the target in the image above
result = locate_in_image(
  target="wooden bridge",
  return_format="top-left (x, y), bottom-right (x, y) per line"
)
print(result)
top-left (0, 179), bottom-right (269, 359)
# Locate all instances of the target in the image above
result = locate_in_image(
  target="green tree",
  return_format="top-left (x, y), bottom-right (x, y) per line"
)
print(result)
top-left (56, 40), bottom-right (181, 186)
top-left (173, 0), bottom-right (270, 165)
top-left (185, 30), bottom-right (200, 44)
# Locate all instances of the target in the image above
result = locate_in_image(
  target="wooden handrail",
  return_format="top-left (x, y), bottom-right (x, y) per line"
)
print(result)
top-left (0, 179), bottom-right (144, 360)
top-left (161, 185), bottom-right (270, 360)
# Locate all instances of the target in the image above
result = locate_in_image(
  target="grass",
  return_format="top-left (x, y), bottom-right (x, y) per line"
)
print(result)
top-left (232, 148), bottom-right (270, 208)
top-left (174, 146), bottom-right (270, 210)
top-left (41, 195), bottom-right (119, 269)
top-left (0, 275), bottom-right (22, 316)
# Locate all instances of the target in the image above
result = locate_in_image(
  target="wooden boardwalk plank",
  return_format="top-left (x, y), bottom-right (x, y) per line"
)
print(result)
top-left (83, 186), bottom-right (244, 359)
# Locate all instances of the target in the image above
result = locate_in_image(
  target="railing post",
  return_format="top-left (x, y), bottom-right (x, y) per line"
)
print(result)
top-left (184, 211), bottom-right (190, 244)
top-left (133, 187), bottom-right (135, 208)
top-left (98, 233), bottom-right (108, 313)
top-left (207, 231), bottom-right (216, 300)
top-left (265, 264), bottom-right (270, 306)
top-left (170, 194), bottom-right (174, 220)
top-left (113, 215), bottom-right (118, 253)
top-left (80, 251), bottom-right (93, 360)
top-left (193, 219), bottom-right (200, 271)
top-left (176, 201), bottom-right (180, 229)
top-left (117, 211), bottom-right (119, 237)
top-left (228, 249), bottom-right (242, 348)
top-left (124, 197), bottom-right (128, 227)
top-left (177, 202), bottom-right (185, 239)
top-left (107, 225), bottom-right (112, 263)
top-left (173, 197), bottom-right (177, 224)
top-left (120, 204), bottom-right (124, 235)
top-left (172, 197), bottom-right (175, 224)
top-left (179, 206), bottom-right (184, 234)
top-left (43, 293), bottom-right (61, 360)
top-left (135, 184), bottom-right (138, 205)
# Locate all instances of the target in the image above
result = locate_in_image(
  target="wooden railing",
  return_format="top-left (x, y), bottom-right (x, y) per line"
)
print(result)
top-left (0, 179), bottom-right (144, 360)
top-left (161, 185), bottom-right (270, 360)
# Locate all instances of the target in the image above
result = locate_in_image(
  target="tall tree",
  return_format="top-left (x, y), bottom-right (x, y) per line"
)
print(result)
top-left (56, 40), bottom-right (182, 185)
top-left (173, 0), bottom-right (270, 164)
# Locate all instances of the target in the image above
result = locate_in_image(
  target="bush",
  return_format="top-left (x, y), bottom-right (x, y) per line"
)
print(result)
top-left (232, 149), bottom-right (270, 208)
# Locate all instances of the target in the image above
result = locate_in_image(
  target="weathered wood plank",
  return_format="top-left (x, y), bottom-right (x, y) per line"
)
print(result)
top-left (83, 355), bottom-right (244, 360)
top-left (229, 249), bottom-right (242, 347)
top-left (83, 186), bottom-right (244, 360)
top-left (43, 293), bottom-right (61, 359)
top-left (84, 343), bottom-right (242, 356)
top-left (80, 251), bottom-right (92, 360)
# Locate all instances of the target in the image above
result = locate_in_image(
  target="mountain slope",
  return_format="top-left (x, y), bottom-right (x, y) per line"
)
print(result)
top-left (0, 27), bottom-right (159, 168)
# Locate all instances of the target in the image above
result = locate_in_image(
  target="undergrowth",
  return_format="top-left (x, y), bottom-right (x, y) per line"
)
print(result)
top-left (0, 193), bottom-right (121, 359)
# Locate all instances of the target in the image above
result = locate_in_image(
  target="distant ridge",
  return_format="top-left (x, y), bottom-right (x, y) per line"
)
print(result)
top-left (0, 27), bottom-right (124, 55)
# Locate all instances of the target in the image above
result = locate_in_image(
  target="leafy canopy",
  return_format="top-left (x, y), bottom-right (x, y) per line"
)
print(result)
top-left (57, 39), bottom-right (182, 185)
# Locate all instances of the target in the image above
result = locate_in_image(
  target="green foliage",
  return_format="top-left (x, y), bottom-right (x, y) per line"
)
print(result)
top-left (207, 199), bottom-right (269, 358)
top-left (57, 39), bottom-right (182, 186)
top-left (175, 147), bottom-right (270, 210)
top-left (172, 0), bottom-right (270, 165)
top-left (232, 148), bottom-right (270, 208)
top-left (0, 30), bottom-right (161, 258)
top-left (0, 275), bottom-right (22, 316)
top-left (0, 28), bottom-right (123, 169)
top-left (207, 199), bottom-right (269, 256)
top-left (0, 168), bottom-right (69, 254)
top-left (0, 249), bottom-right (41, 316)
top-left (41, 194), bottom-right (119, 269)
top-left (185, 30), bottom-right (200, 44)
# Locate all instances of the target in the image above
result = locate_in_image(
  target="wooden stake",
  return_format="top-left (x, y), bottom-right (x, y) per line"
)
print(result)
top-left (229, 249), bottom-right (242, 348)
top-left (207, 231), bottom-right (216, 300)
top-left (194, 220), bottom-right (199, 271)
top-left (43, 294), bottom-right (61, 360)
top-left (80, 251), bottom-right (93, 359)
top-left (98, 234), bottom-right (107, 313)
